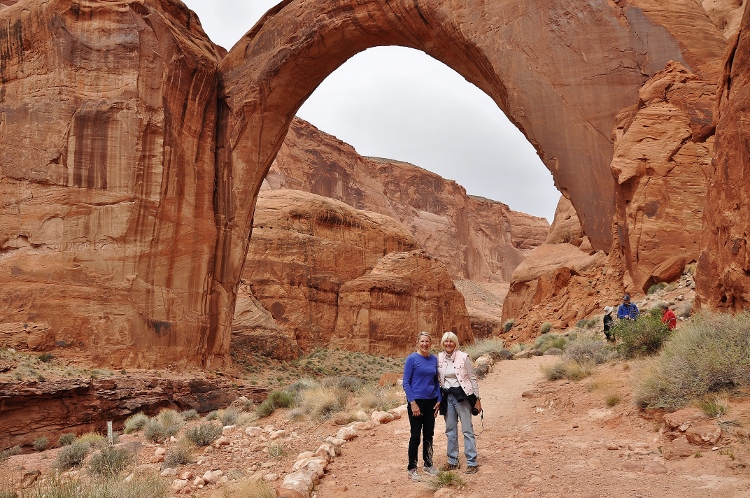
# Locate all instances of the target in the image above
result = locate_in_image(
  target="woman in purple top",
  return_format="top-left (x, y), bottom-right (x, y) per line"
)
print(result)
top-left (402, 331), bottom-right (441, 482)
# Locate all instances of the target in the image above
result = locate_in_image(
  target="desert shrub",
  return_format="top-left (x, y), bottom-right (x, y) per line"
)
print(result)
top-left (256, 389), bottom-right (296, 418)
top-left (539, 322), bottom-right (552, 335)
top-left (357, 384), bottom-right (402, 412)
top-left (143, 410), bottom-right (184, 442)
top-left (58, 433), bottom-right (76, 447)
top-left (57, 440), bottom-right (91, 470)
top-left (88, 446), bottom-right (133, 477)
top-left (222, 479), bottom-right (276, 498)
top-left (220, 408), bottom-right (239, 426)
top-left (124, 412), bottom-right (149, 434)
top-left (185, 422), bottom-right (222, 447)
top-left (647, 282), bottom-right (668, 294)
top-left (428, 471), bottom-right (465, 490)
top-left (534, 334), bottom-right (567, 354)
top-left (267, 442), bottom-right (286, 458)
top-left (698, 395), bottom-right (729, 418)
top-left (296, 386), bottom-right (348, 420)
top-left (463, 338), bottom-right (505, 361)
top-left (576, 318), bottom-right (598, 329)
top-left (37, 352), bottom-right (53, 363)
top-left (287, 378), bottom-right (319, 394)
top-left (502, 319), bottom-right (515, 333)
top-left (0, 446), bottom-right (21, 462)
top-left (163, 442), bottom-right (193, 468)
top-left (77, 432), bottom-right (107, 449)
top-left (605, 393), bottom-right (621, 407)
top-left (634, 312), bottom-right (750, 409)
top-left (330, 375), bottom-right (363, 393)
top-left (33, 437), bottom-right (49, 452)
top-left (611, 308), bottom-right (671, 358)
top-left (205, 410), bottom-right (219, 421)
top-left (17, 472), bottom-right (168, 498)
top-left (541, 360), bottom-right (594, 381)
top-left (180, 409), bottom-right (199, 421)
top-left (563, 337), bottom-right (616, 365)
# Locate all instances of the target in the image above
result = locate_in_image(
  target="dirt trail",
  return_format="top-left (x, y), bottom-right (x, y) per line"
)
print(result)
top-left (315, 356), bottom-right (750, 498)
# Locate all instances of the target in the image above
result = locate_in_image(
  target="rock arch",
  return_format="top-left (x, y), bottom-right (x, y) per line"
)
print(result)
top-left (211, 0), bottom-right (724, 358)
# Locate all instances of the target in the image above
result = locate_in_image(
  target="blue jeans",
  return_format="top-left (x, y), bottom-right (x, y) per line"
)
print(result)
top-left (444, 393), bottom-right (477, 466)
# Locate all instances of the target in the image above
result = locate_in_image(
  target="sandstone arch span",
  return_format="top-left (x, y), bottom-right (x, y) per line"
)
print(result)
top-left (0, 0), bottom-right (729, 368)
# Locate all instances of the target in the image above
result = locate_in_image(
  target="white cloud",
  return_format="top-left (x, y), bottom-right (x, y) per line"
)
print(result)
top-left (182, 1), bottom-right (560, 221)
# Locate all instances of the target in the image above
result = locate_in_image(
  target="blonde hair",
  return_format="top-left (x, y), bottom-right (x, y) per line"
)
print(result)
top-left (441, 331), bottom-right (459, 348)
top-left (416, 331), bottom-right (432, 345)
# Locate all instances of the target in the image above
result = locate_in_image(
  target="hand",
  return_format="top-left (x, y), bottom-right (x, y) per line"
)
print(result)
top-left (433, 402), bottom-right (441, 418)
top-left (474, 399), bottom-right (482, 413)
top-left (410, 401), bottom-right (421, 416)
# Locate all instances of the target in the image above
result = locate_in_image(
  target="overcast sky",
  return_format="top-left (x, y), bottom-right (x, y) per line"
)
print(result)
top-left (182, 0), bottom-right (560, 222)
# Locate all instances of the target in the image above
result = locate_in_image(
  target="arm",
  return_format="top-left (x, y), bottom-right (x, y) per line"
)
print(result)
top-left (402, 354), bottom-right (415, 403)
top-left (616, 304), bottom-right (626, 319)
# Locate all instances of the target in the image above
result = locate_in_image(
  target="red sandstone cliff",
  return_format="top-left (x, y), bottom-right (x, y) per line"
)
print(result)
top-left (267, 118), bottom-right (549, 283)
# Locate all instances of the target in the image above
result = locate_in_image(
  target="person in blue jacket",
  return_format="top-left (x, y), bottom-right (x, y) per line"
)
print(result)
top-left (617, 294), bottom-right (639, 321)
top-left (402, 331), bottom-right (441, 482)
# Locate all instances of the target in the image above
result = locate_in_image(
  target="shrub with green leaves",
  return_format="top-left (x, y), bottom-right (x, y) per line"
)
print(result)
top-left (539, 322), bottom-right (552, 335)
top-left (541, 359), bottom-right (594, 381)
top-left (563, 336), bottom-right (616, 365)
top-left (124, 412), bottom-right (149, 434)
top-left (143, 410), bottom-right (184, 442)
top-left (612, 307), bottom-right (671, 358)
top-left (88, 446), bottom-right (133, 476)
top-left (57, 440), bottom-right (91, 470)
top-left (33, 436), bottom-right (49, 452)
top-left (463, 338), bottom-right (505, 361)
top-left (502, 319), bottom-right (515, 333)
top-left (220, 408), bottom-right (239, 426)
top-left (256, 389), bottom-right (296, 418)
top-left (429, 471), bottom-right (465, 490)
top-left (534, 334), bottom-right (566, 354)
top-left (635, 312), bottom-right (750, 409)
top-left (0, 445), bottom-right (21, 462)
top-left (58, 433), bottom-right (77, 447)
top-left (185, 422), bottom-right (223, 447)
top-left (180, 409), bottom-right (199, 421)
top-left (647, 282), bottom-right (668, 294)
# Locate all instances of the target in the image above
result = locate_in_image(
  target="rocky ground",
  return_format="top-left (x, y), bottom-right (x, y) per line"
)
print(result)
top-left (3, 345), bottom-right (750, 497)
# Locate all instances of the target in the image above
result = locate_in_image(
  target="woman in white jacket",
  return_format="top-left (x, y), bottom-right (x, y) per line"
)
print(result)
top-left (437, 331), bottom-right (481, 474)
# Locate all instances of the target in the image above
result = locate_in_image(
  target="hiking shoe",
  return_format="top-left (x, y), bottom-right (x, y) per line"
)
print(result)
top-left (407, 468), bottom-right (421, 482)
top-left (465, 465), bottom-right (479, 474)
top-left (423, 465), bottom-right (439, 476)
top-left (440, 463), bottom-right (459, 472)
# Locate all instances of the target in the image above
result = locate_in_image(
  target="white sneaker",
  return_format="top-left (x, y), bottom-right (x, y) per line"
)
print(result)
top-left (407, 468), bottom-right (421, 482)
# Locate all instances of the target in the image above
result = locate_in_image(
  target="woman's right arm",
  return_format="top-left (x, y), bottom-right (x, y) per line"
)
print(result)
top-left (402, 354), bottom-right (414, 403)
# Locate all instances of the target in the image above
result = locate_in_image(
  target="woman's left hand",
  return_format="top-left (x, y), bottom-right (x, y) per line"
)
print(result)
top-left (433, 401), bottom-right (441, 418)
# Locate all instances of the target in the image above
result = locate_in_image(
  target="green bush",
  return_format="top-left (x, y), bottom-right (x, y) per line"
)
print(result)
top-left (185, 422), bottom-right (223, 447)
top-left (11, 472), bottom-right (168, 498)
top-left (612, 308), bottom-right (671, 358)
top-left (33, 437), bottom-right (49, 452)
top-left (205, 410), bottom-right (219, 421)
top-left (77, 432), bottom-right (107, 449)
top-left (57, 440), bottom-right (91, 470)
top-left (502, 319), bottom-right (515, 333)
top-left (256, 389), bottom-right (296, 418)
top-left (37, 352), bottom-right (54, 363)
top-left (220, 408), bottom-right (239, 426)
top-left (635, 312), bottom-right (750, 409)
top-left (88, 446), bottom-right (133, 476)
top-left (534, 334), bottom-right (566, 353)
top-left (124, 412), bottom-right (149, 434)
top-left (539, 322), bottom-right (552, 335)
top-left (541, 360), bottom-right (594, 381)
top-left (0, 445), bottom-right (21, 462)
top-left (58, 433), bottom-right (77, 447)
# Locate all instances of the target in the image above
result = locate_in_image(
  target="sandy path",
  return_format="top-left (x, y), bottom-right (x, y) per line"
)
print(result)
top-left (315, 356), bottom-right (750, 498)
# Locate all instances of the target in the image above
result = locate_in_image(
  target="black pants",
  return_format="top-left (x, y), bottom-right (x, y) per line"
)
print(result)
top-left (407, 397), bottom-right (437, 470)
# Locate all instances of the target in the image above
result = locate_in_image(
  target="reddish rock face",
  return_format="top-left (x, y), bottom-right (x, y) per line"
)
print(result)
top-left (696, 6), bottom-right (750, 310)
top-left (0, 0), bottom-right (223, 368)
top-left (501, 198), bottom-right (626, 339)
top-left (611, 62), bottom-right (714, 294)
top-left (331, 250), bottom-right (472, 355)
top-left (268, 119), bottom-right (547, 283)
top-left (233, 189), bottom-right (421, 358)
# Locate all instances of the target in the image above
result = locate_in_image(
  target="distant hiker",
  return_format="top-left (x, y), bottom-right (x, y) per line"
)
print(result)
top-left (603, 306), bottom-right (614, 341)
top-left (661, 303), bottom-right (677, 330)
top-left (617, 294), bottom-right (639, 321)
top-left (403, 331), bottom-right (441, 482)
top-left (438, 331), bottom-right (481, 475)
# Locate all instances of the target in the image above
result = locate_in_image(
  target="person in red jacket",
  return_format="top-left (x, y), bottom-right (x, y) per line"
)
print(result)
top-left (661, 303), bottom-right (677, 330)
